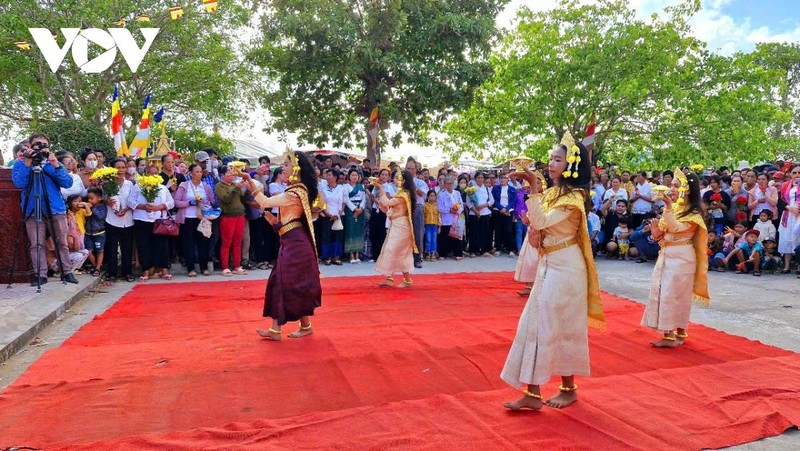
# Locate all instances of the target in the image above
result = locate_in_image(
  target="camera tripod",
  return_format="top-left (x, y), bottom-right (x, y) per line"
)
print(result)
top-left (6, 164), bottom-right (68, 293)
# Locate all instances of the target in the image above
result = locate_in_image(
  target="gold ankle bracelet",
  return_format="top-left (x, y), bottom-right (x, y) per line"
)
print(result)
top-left (268, 328), bottom-right (281, 334)
top-left (522, 389), bottom-right (542, 399)
top-left (558, 384), bottom-right (578, 392)
top-left (676, 332), bottom-right (688, 339)
top-left (299, 323), bottom-right (312, 331)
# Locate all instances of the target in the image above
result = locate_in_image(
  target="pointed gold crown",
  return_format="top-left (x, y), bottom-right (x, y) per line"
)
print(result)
top-left (560, 131), bottom-right (576, 148)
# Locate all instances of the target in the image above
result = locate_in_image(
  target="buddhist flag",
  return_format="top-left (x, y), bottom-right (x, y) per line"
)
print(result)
top-left (111, 85), bottom-right (129, 157)
top-left (129, 94), bottom-right (152, 159)
top-left (583, 115), bottom-right (596, 164)
top-left (368, 106), bottom-right (381, 163)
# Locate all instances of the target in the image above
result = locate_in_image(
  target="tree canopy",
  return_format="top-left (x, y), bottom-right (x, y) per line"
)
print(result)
top-left (250, 0), bottom-right (508, 162)
top-left (442, 0), bottom-right (797, 169)
top-left (0, 0), bottom-right (253, 137)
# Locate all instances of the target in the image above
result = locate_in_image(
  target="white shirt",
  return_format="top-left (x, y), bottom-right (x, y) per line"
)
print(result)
top-left (184, 181), bottom-right (209, 219)
top-left (323, 184), bottom-right (345, 216)
top-left (61, 173), bottom-right (87, 200)
top-left (632, 182), bottom-right (653, 214)
top-left (105, 179), bottom-right (134, 228)
top-left (437, 189), bottom-right (463, 226)
top-left (127, 184), bottom-right (175, 222)
top-left (499, 186), bottom-right (509, 208)
top-left (466, 183), bottom-right (494, 216)
top-left (603, 188), bottom-right (629, 202)
top-left (413, 178), bottom-right (428, 206)
top-left (269, 181), bottom-right (287, 214)
top-left (344, 184), bottom-right (366, 211)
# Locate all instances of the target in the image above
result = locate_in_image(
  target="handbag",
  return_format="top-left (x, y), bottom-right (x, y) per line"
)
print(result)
top-left (448, 221), bottom-right (461, 239)
top-left (197, 217), bottom-right (213, 238)
top-left (331, 216), bottom-right (344, 231)
top-left (153, 215), bottom-right (180, 236)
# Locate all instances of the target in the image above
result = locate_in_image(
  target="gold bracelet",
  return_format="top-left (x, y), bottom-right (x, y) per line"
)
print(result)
top-left (558, 384), bottom-right (578, 392)
top-left (299, 322), bottom-right (312, 331)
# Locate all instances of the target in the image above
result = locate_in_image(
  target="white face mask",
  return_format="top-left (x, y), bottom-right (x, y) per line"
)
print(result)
top-left (233, 176), bottom-right (243, 185)
top-left (86, 160), bottom-right (98, 169)
top-left (127, 167), bottom-right (136, 175)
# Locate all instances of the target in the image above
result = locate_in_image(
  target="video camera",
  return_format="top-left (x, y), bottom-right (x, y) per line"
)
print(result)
top-left (23, 142), bottom-right (51, 166)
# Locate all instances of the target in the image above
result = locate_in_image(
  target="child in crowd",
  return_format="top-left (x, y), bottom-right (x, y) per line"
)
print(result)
top-left (612, 216), bottom-right (632, 260)
top-left (761, 238), bottom-right (782, 274)
top-left (84, 187), bottom-right (108, 277)
top-left (65, 194), bottom-right (91, 274)
top-left (753, 210), bottom-right (776, 242)
top-left (706, 230), bottom-right (723, 270)
top-left (423, 190), bottom-right (441, 261)
top-left (586, 202), bottom-right (601, 257)
top-left (722, 229), bottom-right (763, 276)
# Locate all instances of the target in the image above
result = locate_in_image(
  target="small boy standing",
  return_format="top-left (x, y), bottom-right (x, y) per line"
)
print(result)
top-left (84, 187), bottom-right (108, 277)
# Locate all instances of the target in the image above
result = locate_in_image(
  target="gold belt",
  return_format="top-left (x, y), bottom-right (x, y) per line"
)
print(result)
top-left (279, 220), bottom-right (303, 236)
top-left (540, 238), bottom-right (579, 255)
top-left (661, 239), bottom-right (692, 248)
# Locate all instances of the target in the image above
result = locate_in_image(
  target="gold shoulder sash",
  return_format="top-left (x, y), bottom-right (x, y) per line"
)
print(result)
top-left (396, 189), bottom-right (419, 253)
top-left (542, 188), bottom-right (605, 330)
top-left (659, 209), bottom-right (710, 306)
top-left (286, 183), bottom-right (318, 258)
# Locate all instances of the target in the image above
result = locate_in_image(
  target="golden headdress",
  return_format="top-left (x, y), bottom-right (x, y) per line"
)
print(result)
top-left (287, 150), bottom-right (301, 184)
top-left (560, 131), bottom-right (581, 179)
top-left (674, 167), bottom-right (688, 206)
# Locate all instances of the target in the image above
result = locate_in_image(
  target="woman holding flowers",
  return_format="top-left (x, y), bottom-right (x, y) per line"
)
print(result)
top-left (248, 151), bottom-right (322, 340)
top-left (642, 169), bottom-right (709, 348)
top-left (436, 176), bottom-right (464, 260)
top-left (502, 135), bottom-right (604, 411)
top-left (174, 163), bottom-right (216, 277)
top-left (725, 174), bottom-right (751, 227)
top-left (343, 168), bottom-right (366, 263)
top-left (748, 172), bottom-right (777, 224)
top-left (127, 173), bottom-right (175, 281)
top-left (98, 158), bottom-right (135, 283)
top-left (778, 164), bottom-right (800, 273)
top-left (374, 170), bottom-right (417, 287)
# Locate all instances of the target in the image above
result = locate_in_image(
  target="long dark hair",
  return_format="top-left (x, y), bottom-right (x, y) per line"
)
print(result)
top-left (678, 171), bottom-right (704, 219)
top-left (553, 142), bottom-right (592, 203)
top-left (295, 152), bottom-right (318, 201)
top-left (270, 166), bottom-right (284, 184)
top-left (399, 170), bottom-right (417, 212)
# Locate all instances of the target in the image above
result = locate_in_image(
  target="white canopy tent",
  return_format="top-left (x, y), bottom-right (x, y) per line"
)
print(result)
top-left (231, 138), bottom-right (285, 163)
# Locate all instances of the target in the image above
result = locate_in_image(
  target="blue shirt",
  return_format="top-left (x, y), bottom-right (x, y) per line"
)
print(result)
top-left (737, 241), bottom-right (763, 258)
top-left (12, 160), bottom-right (73, 215)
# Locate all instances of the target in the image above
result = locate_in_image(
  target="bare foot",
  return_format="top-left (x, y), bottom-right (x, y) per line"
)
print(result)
top-left (397, 281), bottom-right (412, 288)
top-left (378, 279), bottom-right (394, 287)
top-left (256, 328), bottom-right (281, 341)
top-left (545, 391), bottom-right (578, 408)
top-left (517, 288), bottom-right (531, 297)
top-left (503, 396), bottom-right (543, 411)
top-left (288, 326), bottom-right (313, 338)
top-left (650, 338), bottom-right (678, 348)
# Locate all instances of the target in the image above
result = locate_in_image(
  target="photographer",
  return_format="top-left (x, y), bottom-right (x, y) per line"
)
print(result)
top-left (11, 133), bottom-right (79, 286)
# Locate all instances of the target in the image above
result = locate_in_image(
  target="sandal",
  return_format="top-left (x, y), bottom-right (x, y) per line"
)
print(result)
top-left (202, 269), bottom-right (212, 276)
top-left (138, 275), bottom-right (149, 282)
top-left (222, 269), bottom-right (233, 276)
top-left (162, 273), bottom-right (174, 280)
top-left (752, 271), bottom-right (761, 277)
top-left (125, 275), bottom-right (137, 283)
top-left (233, 267), bottom-right (248, 275)
top-left (187, 271), bottom-right (198, 277)
top-left (781, 269), bottom-right (791, 274)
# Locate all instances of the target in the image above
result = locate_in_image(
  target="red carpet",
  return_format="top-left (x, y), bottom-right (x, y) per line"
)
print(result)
top-left (0, 272), bottom-right (798, 450)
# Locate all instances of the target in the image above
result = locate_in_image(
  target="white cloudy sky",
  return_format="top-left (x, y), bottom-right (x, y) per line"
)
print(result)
top-left (4, 0), bottom-right (800, 164)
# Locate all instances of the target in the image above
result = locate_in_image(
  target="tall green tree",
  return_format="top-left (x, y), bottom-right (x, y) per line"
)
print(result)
top-left (0, 0), bottom-right (253, 136)
top-left (250, 0), bottom-right (507, 163)
top-left (442, 0), bottom-right (794, 169)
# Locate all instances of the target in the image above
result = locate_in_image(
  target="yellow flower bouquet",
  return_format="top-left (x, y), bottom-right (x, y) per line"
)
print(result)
top-left (89, 167), bottom-right (121, 197)
top-left (229, 160), bottom-right (247, 174)
top-left (690, 164), bottom-right (704, 173)
top-left (137, 174), bottom-right (164, 203)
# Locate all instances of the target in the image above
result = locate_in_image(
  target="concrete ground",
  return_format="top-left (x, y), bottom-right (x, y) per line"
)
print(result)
top-left (0, 256), bottom-right (797, 449)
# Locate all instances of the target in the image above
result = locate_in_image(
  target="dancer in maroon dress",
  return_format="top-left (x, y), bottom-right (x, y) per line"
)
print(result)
top-left (247, 151), bottom-right (322, 340)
